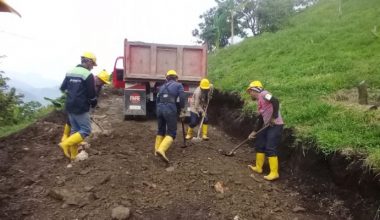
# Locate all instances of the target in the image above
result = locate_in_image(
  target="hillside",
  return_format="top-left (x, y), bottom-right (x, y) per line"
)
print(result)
top-left (208, 0), bottom-right (380, 168)
top-left (8, 78), bottom-right (61, 105)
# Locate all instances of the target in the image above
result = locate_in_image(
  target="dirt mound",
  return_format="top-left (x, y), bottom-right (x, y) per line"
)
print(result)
top-left (0, 91), bottom-right (374, 219)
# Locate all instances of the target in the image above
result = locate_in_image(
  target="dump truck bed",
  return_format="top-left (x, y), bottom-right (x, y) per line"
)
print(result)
top-left (124, 39), bottom-right (207, 82)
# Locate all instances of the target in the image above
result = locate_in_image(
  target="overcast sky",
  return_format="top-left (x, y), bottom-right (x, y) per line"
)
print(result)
top-left (0, 0), bottom-right (216, 88)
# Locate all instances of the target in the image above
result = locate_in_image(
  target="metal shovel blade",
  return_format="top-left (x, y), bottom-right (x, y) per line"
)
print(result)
top-left (220, 139), bottom-right (249, 157)
top-left (192, 118), bottom-right (205, 143)
top-left (191, 126), bottom-right (204, 143)
top-left (218, 148), bottom-right (236, 156)
top-left (224, 150), bottom-right (236, 156)
top-left (220, 125), bottom-right (269, 157)
top-left (191, 136), bottom-right (203, 143)
top-left (191, 120), bottom-right (204, 143)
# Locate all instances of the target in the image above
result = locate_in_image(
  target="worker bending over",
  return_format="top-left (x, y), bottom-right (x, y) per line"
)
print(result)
top-left (186, 78), bottom-right (214, 140)
top-left (94, 69), bottom-right (111, 96)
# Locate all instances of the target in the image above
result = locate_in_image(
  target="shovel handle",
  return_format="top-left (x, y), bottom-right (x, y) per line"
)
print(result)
top-left (181, 118), bottom-right (187, 147)
top-left (90, 117), bottom-right (104, 131)
top-left (227, 125), bottom-right (269, 155)
top-left (227, 138), bottom-right (250, 155)
top-left (196, 102), bottom-right (210, 138)
top-left (196, 115), bottom-right (205, 138)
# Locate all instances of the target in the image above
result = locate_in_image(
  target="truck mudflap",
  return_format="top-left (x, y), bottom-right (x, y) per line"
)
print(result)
top-left (124, 83), bottom-right (146, 116)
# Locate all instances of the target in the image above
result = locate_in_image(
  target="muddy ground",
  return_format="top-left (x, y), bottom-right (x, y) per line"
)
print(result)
top-left (0, 90), bottom-right (378, 220)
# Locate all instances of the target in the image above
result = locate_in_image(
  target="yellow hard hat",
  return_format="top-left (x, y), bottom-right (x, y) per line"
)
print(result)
top-left (97, 69), bottom-right (111, 84)
top-left (200, 78), bottom-right (210, 89)
top-left (166, 69), bottom-right (177, 77)
top-left (81, 52), bottom-right (97, 66)
top-left (247, 80), bottom-right (263, 91)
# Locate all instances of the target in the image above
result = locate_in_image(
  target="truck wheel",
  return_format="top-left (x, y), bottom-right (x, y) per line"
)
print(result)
top-left (136, 115), bottom-right (147, 121)
top-left (124, 115), bottom-right (147, 121)
top-left (124, 115), bottom-right (133, 121)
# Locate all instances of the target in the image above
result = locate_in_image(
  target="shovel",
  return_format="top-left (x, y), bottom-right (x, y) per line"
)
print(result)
top-left (221, 125), bottom-right (269, 157)
top-left (192, 103), bottom-right (209, 143)
top-left (90, 117), bottom-right (104, 132)
top-left (180, 118), bottom-right (187, 148)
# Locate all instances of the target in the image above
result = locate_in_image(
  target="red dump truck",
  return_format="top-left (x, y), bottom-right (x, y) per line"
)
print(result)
top-left (112, 39), bottom-right (207, 119)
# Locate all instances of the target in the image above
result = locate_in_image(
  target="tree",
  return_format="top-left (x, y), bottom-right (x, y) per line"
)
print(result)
top-left (193, 0), bottom-right (318, 48)
top-left (234, 0), bottom-right (317, 36)
top-left (193, 0), bottom-right (246, 51)
top-left (20, 101), bottom-right (42, 120)
top-left (256, 0), bottom-right (294, 33)
top-left (294, 0), bottom-right (318, 10)
top-left (192, 7), bottom-right (228, 51)
top-left (0, 71), bottom-right (24, 126)
top-left (0, 72), bottom-right (43, 126)
top-left (235, 0), bottom-right (260, 36)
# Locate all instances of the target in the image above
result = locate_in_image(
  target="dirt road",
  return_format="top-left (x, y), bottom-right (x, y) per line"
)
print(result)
top-left (0, 91), bottom-right (355, 219)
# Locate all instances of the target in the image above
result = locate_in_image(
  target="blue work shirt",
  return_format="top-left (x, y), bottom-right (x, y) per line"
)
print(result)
top-left (60, 65), bottom-right (97, 114)
top-left (156, 79), bottom-right (185, 111)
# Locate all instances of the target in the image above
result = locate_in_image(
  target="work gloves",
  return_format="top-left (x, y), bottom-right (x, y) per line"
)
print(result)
top-left (198, 111), bottom-right (206, 118)
top-left (267, 118), bottom-right (276, 127)
top-left (198, 110), bottom-right (206, 118)
top-left (248, 131), bottom-right (257, 140)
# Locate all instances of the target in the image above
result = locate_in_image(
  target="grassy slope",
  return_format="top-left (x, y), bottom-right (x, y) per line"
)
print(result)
top-left (0, 107), bottom-right (54, 138)
top-left (208, 0), bottom-right (380, 168)
top-left (0, 121), bottom-right (33, 138)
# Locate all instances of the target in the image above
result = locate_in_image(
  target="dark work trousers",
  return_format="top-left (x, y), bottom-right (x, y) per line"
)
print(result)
top-left (253, 125), bottom-right (283, 157)
top-left (189, 112), bottom-right (208, 128)
top-left (157, 103), bottom-right (178, 139)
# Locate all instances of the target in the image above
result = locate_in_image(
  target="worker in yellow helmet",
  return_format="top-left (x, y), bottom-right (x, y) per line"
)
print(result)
top-left (95, 69), bottom-right (111, 96)
top-left (246, 80), bottom-right (284, 181)
top-left (59, 52), bottom-right (98, 162)
top-left (60, 68), bottom-right (110, 148)
top-left (154, 70), bottom-right (186, 163)
top-left (185, 78), bottom-right (214, 140)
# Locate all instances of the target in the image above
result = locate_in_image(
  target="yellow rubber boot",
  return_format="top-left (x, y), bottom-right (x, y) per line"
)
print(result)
top-left (264, 156), bottom-right (279, 181)
top-left (59, 132), bottom-right (84, 159)
top-left (185, 127), bottom-right (193, 140)
top-left (156, 136), bottom-right (173, 163)
top-left (58, 141), bottom-right (70, 159)
top-left (60, 123), bottom-right (71, 142)
top-left (154, 135), bottom-right (164, 156)
top-left (79, 141), bottom-right (88, 146)
top-left (202, 124), bottom-right (209, 140)
top-left (69, 145), bottom-right (79, 160)
top-left (248, 153), bottom-right (265, 174)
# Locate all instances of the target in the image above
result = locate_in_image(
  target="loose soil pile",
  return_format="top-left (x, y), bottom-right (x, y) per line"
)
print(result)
top-left (0, 91), bottom-right (374, 219)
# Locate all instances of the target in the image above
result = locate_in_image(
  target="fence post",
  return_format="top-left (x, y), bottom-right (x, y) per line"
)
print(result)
top-left (357, 80), bottom-right (368, 105)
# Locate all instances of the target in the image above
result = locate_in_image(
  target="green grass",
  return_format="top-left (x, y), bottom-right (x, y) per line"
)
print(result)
top-left (208, 0), bottom-right (380, 169)
top-left (0, 121), bottom-right (35, 138)
top-left (0, 107), bottom-right (54, 138)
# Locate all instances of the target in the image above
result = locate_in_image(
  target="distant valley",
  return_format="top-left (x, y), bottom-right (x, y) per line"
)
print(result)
top-left (7, 78), bottom-right (61, 105)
